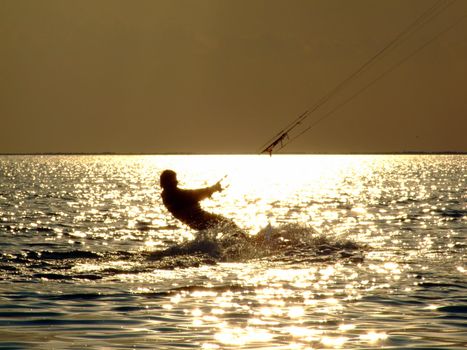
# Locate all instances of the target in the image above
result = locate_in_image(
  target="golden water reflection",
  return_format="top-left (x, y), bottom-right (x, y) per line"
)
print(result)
top-left (44, 155), bottom-right (461, 347)
top-left (1, 155), bottom-right (464, 348)
top-left (143, 259), bottom-right (401, 349)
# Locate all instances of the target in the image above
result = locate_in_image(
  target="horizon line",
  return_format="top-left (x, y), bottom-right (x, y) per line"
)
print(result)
top-left (0, 151), bottom-right (465, 156)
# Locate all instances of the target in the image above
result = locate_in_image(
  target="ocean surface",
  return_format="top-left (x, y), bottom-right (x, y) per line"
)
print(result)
top-left (0, 154), bottom-right (465, 349)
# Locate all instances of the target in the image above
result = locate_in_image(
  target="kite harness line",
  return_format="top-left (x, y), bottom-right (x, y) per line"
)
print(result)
top-left (261, 132), bottom-right (288, 157)
top-left (259, 0), bottom-right (462, 155)
top-left (260, 110), bottom-right (309, 156)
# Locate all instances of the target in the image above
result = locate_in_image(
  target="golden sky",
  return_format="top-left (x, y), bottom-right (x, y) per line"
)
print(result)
top-left (1, 0), bottom-right (466, 153)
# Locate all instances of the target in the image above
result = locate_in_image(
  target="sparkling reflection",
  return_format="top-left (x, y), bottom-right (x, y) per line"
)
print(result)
top-left (359, 331), bottom-right (388, 343)
top-left (0, 155), bottom-right (465, 348)
top-left (214, 327), bottom-right (274, 346)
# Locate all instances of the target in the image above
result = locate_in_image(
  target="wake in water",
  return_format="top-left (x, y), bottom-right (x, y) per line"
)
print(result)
top-left (148, 223), bottom-right (365, 267)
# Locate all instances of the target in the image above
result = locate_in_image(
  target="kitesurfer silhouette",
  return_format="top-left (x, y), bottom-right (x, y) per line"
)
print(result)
top-left (160, 170), bottom-right (243, 235)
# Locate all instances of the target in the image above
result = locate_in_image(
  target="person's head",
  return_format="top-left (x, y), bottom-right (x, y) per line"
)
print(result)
top-left (160, 169), bottom-right (178, 189)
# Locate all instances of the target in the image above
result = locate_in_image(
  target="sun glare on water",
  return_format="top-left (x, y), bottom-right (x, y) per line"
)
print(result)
top-left (4, 154), bottom-right (461, 348)
top-left (119, 155), bottom-right (419, 348)
top-left (0, 154), bottom-right (464, 349)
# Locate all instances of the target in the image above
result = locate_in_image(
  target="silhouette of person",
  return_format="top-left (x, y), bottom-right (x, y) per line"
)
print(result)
top-left (160, 170), bottom-right (243, 233)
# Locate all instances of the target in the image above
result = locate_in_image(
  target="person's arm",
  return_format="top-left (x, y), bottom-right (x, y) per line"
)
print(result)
top-left (187, 181), bottom-right (222, 201)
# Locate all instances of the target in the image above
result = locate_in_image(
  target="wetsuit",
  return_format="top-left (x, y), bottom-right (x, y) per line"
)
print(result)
top-left (162, 185), bottom-right (239, 231)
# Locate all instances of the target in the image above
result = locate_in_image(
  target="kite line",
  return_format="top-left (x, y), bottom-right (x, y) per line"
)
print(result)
top-left (260, 0), bottom-right (460, 155)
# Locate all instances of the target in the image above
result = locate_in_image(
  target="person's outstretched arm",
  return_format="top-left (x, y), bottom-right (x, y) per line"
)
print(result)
top-left (186, 181), bottom-right (222, 201)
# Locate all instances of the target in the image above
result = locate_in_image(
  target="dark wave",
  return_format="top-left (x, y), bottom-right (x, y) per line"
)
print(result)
top-left (24, 250), bottom-right (102, 260)
top-left (435, 208), bottom-right (467, 220)
top-left (418, 281), bottom-right (466, 290)
top-left (33, 273), bottom-right (102, 280)
top-left (438, 305), bottom-right (467, 313)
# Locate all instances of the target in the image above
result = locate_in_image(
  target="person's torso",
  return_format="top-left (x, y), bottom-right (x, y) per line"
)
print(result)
top-left (162, 188), bottom-right (201, 218)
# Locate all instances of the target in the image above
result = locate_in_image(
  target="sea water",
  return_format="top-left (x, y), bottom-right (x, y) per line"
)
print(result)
top-left (0, 154), bottom-right (465, 349)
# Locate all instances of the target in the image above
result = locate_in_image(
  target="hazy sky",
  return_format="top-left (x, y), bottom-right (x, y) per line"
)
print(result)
top-left (1, 0), bottom-right (466, 154)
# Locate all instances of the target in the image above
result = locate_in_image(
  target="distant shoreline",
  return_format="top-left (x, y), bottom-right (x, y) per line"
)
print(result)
top-left (0, 152), bottom-right (465, 156)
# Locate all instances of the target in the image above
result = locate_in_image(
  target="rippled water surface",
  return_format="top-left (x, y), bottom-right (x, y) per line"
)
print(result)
top-left (0, 155), bottom-right (465, 349)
